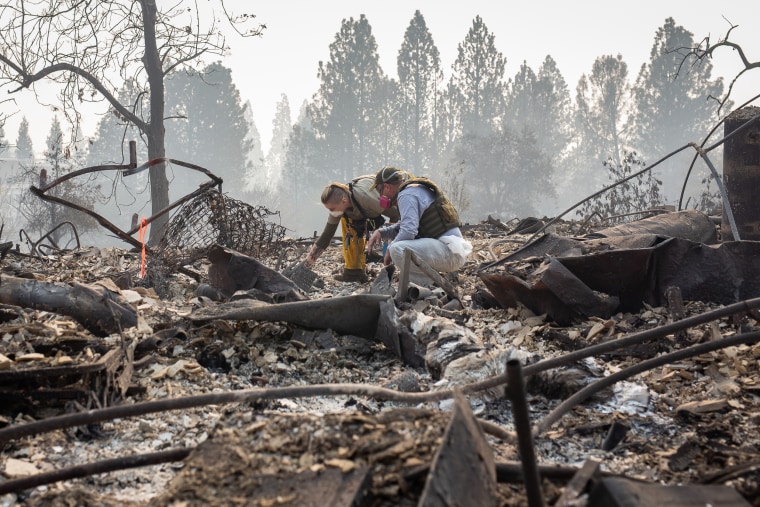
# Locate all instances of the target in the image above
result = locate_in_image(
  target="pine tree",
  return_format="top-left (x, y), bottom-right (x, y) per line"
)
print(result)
top-left (311, 15), bottom-right (386, 182)
top-left (396, 10), bottom-right (442, 173)
top-left (535, 56), bottom-right (573, 166)
top-left (12, 117), bottom-right (97, 244)
top-left (430, 80), bottom-right (463, 191)
top-left (571, 53), bottom-right (631, 194)
top-left (15, 117), bottom-right (34, 160)
top-left (626, 17), bottom-right (726, 198)
top-left (45, 117), bottom-right (66, 180)
top-left (87, 78), bottom-right (148, 165)
top-left (68, 125), bottom-right (90, 170)
top-left (370, 77), bottom-right (397, 166)
top-left (279, 109), bottom-right (323, 237)
top-left (504, 61), bottom-right (539, 132)
top-left (437, 16), bottom-right (507, 217)
top-left (449, 16), bottom-right (506, 139)
top-left (0, 124), bottom-right (6, 156)
top-left (242, 100), bottom-right (266, 197)
top-left (164, 62), bottom-right (251, 200)
top-left (434, 81), bottom-right (461, 155)
top-left (43, 117), bottom-right (97, 238)
top-left (265, 94), bottom-right (293, 191)
top-left (505, 56), bottom-right (572, 168)
top-left (451, 126), bottom-right (554, 220)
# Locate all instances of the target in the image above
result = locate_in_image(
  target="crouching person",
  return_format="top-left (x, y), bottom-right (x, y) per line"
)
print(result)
top-left (366, 166), bottom-right (472, 287)
top-left (305, 174), bottom-right (400, 282)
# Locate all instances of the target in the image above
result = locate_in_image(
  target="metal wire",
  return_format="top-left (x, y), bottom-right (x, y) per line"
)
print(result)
top-left (149, 190), bottom-right (288, 295)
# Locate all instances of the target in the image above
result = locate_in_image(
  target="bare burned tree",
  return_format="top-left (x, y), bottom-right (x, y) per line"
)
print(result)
top-left (0, 0), bottom-right (264, 244)
top-left (680, 19), bottom-right (760, 111)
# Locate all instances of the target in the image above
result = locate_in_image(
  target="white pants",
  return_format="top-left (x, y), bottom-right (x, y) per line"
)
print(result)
top-left (388, 237), bottom-right (466, 287)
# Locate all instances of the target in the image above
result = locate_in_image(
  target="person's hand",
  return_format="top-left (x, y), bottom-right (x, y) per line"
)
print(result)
top-left (305, 245), bottom-right (324, 266)
top-left (366, 229), bottom-right (382, 257)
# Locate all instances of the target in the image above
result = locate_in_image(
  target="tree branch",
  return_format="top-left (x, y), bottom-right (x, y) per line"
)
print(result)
top-left (683, 19), bottom-right (760, 110)
top-left (0, 56), bottom-right (148, 131)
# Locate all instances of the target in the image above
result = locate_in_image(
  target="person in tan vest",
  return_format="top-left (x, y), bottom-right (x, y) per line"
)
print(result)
top-left (305, 174), bottom-right (401, 282)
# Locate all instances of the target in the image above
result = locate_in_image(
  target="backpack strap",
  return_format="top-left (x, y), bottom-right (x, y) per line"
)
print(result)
top-left (348, 181), bottom-right (370, 219)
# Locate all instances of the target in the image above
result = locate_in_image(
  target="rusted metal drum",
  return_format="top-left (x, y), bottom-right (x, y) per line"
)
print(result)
top-left (722, 106), bottom-right (760, 240)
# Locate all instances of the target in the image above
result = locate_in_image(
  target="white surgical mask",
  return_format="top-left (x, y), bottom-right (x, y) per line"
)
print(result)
top-left (328, 210), bottom-right (344, 218)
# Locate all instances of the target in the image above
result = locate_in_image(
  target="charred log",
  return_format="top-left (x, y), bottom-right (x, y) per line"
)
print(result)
top-left (0, 275), bottom-right (137, 336)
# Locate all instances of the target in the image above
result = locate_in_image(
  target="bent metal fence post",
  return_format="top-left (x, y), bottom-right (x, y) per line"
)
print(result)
top-left (28, 141), bottom-right (224, 251)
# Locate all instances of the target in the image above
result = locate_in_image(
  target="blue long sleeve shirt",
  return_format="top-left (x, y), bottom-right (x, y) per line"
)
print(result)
top-left (379, 184), bottom-right (462, 242)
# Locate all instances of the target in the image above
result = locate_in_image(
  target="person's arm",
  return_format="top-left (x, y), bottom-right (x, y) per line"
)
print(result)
top-left (382, 206), bottom-right (400, 223)
top-left (367, 221), bottom-right (399, 259)
top-left (379, 222), bottom-right (401, 242)
top-left (393, 192), bottom-right (423, 241)
top-left (306, 218), bottom-right (340, 265)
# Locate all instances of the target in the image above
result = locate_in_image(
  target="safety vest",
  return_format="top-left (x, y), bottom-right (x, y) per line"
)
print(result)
top-left (348, 179), bottom-right (370, 219)
top-left (398, 177), bottom-right (462, 238)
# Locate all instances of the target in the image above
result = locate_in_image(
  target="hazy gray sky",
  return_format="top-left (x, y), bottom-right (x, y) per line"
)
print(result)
top-left (227, 0), bottom-right (758, 152)
top-left (3, 0), bottom-right (759, 156)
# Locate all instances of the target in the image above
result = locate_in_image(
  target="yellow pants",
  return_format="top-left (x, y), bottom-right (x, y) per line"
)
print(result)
top-left (341, 218), bottom-right (366, 270)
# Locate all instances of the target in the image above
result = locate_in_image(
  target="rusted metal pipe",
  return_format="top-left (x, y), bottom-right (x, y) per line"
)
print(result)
top-left (408, 284), bottom-right (434, 301)
top-left (29, 147), bottom-right (224, 250)
top-left (33, 221), bottom-right (81, 255)
top-left (506, 359), bottom-right (544, 507)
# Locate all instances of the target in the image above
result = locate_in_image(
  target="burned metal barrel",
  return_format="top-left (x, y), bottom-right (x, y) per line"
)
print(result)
top-left (722, 106), bottom-right (760, 241)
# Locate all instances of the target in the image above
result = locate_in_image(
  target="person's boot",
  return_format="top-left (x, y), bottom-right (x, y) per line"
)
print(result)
top-left (334, 268), bottom-right (368, 283)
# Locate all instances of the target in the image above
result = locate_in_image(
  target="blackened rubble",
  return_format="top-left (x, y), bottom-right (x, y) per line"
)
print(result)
top-left (0, 210), bottom-right (758, 506)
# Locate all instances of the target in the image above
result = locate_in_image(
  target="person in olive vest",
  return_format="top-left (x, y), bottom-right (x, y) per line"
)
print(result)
top-left (365, 166), bottom-right (472, 287)
top-left (305, 174), bottom-right (401, 282)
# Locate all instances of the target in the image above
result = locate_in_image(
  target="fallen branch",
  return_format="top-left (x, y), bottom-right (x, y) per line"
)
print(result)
top-left (0, 380), bottom-right (519, 450)
top-left (0, 448), bottom-right (192, 496)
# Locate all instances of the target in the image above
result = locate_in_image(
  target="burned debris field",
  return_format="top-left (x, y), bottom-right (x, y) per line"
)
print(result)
top-left (3, 4), bottom-right (760, 505)
top-left (1, 198), bottom-right (760, 506)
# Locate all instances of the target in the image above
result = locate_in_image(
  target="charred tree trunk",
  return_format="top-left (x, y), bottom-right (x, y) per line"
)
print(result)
top-left (0, 275), bottom-right (137, 336)
top-left (141, 0), bottom-right (170, 246)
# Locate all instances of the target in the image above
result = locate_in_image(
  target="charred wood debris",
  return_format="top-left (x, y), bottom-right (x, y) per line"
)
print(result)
top-left (2, 123), bottom-right (760, 505)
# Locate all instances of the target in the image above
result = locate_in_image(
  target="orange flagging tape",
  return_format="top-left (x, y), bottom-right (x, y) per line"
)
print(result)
top-left (138, 218), bottom-right (148, 278)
